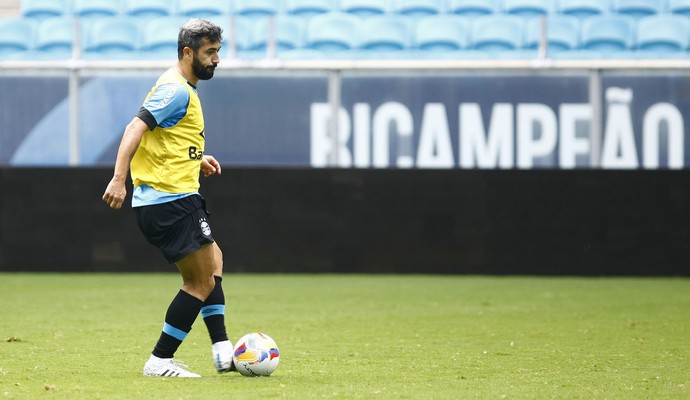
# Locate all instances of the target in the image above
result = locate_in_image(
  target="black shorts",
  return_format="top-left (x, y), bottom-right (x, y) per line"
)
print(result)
top-left (134, 194), bottom-right (215, 263)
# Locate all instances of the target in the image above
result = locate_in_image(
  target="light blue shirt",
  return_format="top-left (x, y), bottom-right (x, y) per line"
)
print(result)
top-left (132, 184), bottom-right (196, 207)
top-left (142, 82), bottom-right (192, 128)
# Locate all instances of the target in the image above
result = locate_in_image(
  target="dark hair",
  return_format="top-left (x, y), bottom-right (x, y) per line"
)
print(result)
top-left (177, 19), bottom-right (223, 60)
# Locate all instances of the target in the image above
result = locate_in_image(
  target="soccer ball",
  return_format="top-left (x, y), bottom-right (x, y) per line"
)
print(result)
top-left (232, 332), bottom-right (280, 377)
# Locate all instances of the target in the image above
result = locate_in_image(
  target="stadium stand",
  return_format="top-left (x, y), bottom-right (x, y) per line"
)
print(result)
top-left (139, 16), bottom-right (188, 58)
top-left (669, 0), bottom-right (690, 17)
top-left (283, 0), bottom-right (336, 17)
top-left (557, 0), bottom-right (610, 19)
top-left (306, 12), bottom-right (359, 52)
top-left (356, 14), bottom-right (414, 59)
top-left (471, 14), bottom-right (525, 52)
top-left (34, 16), bottom-right (73, 58)
top-left (83, 16), bottom-right (139, 58)
top-left (524, 15), bottom-right (581, 52)
top-left (414, 14), bottom-right (470, 51)
top-left (123, 0), bottom-right (173, 18)
top-left (339, 0), bottom-right (392, 16)
top-left (4, 0), bottom-right (690, 60)
top-left (636, 14), bottom-right (690, 52)
top-left (71, 0), bottom-right (121, 19)
top-left (21, 0), bottom-right (67, 19)
top-left (612, 0), bottom-right (666, 18)
top-left (502, 0), bottom-right (555, 17)
top-left (580, 14), bottom-right (636, 52)
top-left (392, 0), bottom-right (446, 17)
top-left (249, 14), bottom-right (307, 52)
top-left (176, 0), bottom-right (233, 18)
top-left (233, 0), bottom-right (281, 17)
top-left (0, 16), bottom-right (34, 59)
top-left (447, 0), bottom-right (501, 16)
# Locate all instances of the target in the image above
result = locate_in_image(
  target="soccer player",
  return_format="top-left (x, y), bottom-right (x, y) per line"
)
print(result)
top-left (102, 19), bottom-right (231, 378)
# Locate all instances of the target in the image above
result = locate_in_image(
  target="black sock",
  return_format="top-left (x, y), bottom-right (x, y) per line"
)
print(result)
top-left (201, 276), bottom-right (229, 344)
top-left (152, 290), bottom-right (204, 359)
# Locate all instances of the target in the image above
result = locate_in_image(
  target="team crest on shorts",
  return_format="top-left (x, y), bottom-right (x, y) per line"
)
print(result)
top-left (199, 217), bottom-right (212, 236)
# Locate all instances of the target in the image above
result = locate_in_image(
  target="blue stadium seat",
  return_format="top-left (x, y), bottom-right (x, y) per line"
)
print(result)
top-left (233, 0), bottom-right (281, 17)
top-left (283, 0), bottom-right (336, 17)
top-left (612, 0), bottom-right (665, 18)
top-left (84, 17), bottom-right (140, 58)
top-left (636, 14), bottom-right (690, 52)
top-left (471, 14), bottom-right (525, 52)
top-left (502, 0), bottom-right (555, 17)
top-left (34, 17), bottom-right (73, 59)
top-left (339, 0), bottom-right (392, 17)
top-left (207, 16), bottom-right (253, 57)
top-left (668, 0), bottom-right (690, 17)
top-left (524, 15), bottom-right (580, 53)
top-left (414, 15), bottom-right (470, 51)
top-left (176, 0), bottom-right (232, 18)
top-left (250, 15), bottom-right (306, 52)
top-left (392, 0), bottom-right (446, 17)
top-left (448, 0), bottom-right (500, 16)
top-left (580, 15), bottom-right (636, 52)
top-left (358, 15), bottom-right (413, 51)
top-left (558, 0), bottom-right (610, 19)
top-left (306, 12), bottom-right (360, 52)
top-left (21, 0), bottom-right (68, 19)
top-left (72, 0), bottom-right (122, 18)
top-left (140, 16), bottom-right (187, 58)
top-left (0, 17), bottom-right (36, 59)
top-left (123, 0), bottom-right (173, 18)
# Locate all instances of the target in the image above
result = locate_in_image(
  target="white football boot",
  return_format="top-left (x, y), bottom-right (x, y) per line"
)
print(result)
top-left (143, 355), bottom-right (201, 378)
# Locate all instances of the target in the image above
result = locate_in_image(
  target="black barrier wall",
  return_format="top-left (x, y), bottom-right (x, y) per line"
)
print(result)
top-left (0, 168), bottom-right (688, 275)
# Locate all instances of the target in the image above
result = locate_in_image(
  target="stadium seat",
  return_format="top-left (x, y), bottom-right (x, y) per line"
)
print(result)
top-left (306, 12), bottom-right (360, 52)
top-left (357, 15), bottom-right (414, 51)
top-left (612, 0), bottom-right (665, 18)
top-left (668, 0), bottom-right (690, 17)
top-left (207, 16), bottom-right (253, 57)
top-left (471, 14), bottom-right (525, 52)
top-left (414, 15), bottom-right (470, 51)
top-left (636, 14), bottom-right (690, 52)
top-left (557, 0), bottom-right (610, 19)
top-left (339, 0), bottom-right (392, 17)
top-left (524, 15), bottom-right (580, 53)
top-left (283, 0), bottom-right (336, 17)
top-left (0, 17), bottom-right (36, 59)
top-left (448, 0), bottom-right (500, 16)
top-left (72, 0), bottom-right (122, 18)
top-left (140, 16), bottom-right (188, 58)
top-left (580, 15), bottom-right (636, 52)
top-left (392, 0), bottom-right (446, 17)
top-left (123, 0), bottom-right (173, 18)
top-left (34, 17), bottom-right (73, 58)
top-left (502, 0), bottom-right (555, 17)
top-left (176, 0), bottom-right (232, 18)
top-left (21, 0), bottom-right (68, 19)
top-left (249, 15), bottom-right (306, 52)
top-left (84, 17), bottom-right (140, 58)
top-left (233, 0), bottom-right (281, 17)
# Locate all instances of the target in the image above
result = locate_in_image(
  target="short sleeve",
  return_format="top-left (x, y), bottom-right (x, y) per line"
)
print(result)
top-left (141, 83), bottom-right (191, 129)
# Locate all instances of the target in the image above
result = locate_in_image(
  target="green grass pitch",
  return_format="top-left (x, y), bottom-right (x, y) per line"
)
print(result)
top-left (0, 273), bottom-right (688, 399)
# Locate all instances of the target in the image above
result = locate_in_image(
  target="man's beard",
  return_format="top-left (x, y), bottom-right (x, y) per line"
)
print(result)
top-left (192, 56), bottom-right (215, 80)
